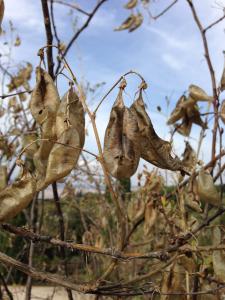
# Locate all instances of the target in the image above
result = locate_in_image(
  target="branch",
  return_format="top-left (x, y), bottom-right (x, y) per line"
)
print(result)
top-left (150, 0), bottom-right (178, 20)
top-left (55, 0), bottom-right (107, 75)
top-left (41, 0), bottom-right (54, 77)
top-left (49, 0), bottom-right (90, 16)
top-left (0, 251), bottom-right (97, 293)
top-left (204, 13), bottom-right (225, 33)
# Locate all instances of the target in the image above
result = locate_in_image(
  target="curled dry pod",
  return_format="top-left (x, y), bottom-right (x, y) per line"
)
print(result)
top-left (144, 200), bottom-right (157, 235)
top-left (176, 121), bottom-right (192, 137)
top-left (197, 169), bottom-right (221, 206)
top-left (0, 0), bottom-right (4, 31)
top-left (220, 99), bottom-right (225, 124)
top-left (182, 142), bottom-right (197, 172)
top-left (188, 84), bottom-right (213, 102)
top-left (30, 67), bottom-right (60, 189)
top-left (44, 128), bottom-right (81, 186)
top-left (124, 0), bottom-right (138, 9)
top-left (44, 87), bottom-right (85, 186)
top-left (0, 166), bottom-right (7, 191)
top-left (103, 80), bottom-right (140, 179)
top-left (56, 87), bottom-right (85, 145)
top-left (186, 102), bottom-right (207, 129)
top-left (0, 164), bottom-right (36, 222)
top-left (131, 89), bottom-right (186, 174)
top-left (167, 95), bottom-right (186, 125)
top-left (220, 51), bottom-right (225, 91)
top-left (22, 132), bottom-right (38, 159)
top-left (114, 14), bottom-right (136, 31)
top-left (129, 13), bottom-right (143, 32)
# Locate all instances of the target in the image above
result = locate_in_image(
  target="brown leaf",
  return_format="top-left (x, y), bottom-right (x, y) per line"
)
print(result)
top-left (22, 132), bottom-right (38, 159)
top-left (197, 169), bottom-right (221, 206)
top-left (167, 95), bottom-right (187, 125)
top-left (7, 63), bottom-right (32, 92)
top-left (0, 165), bottom-right (36, 222)
top-left (103, 80), bottom-right (140, 179)
top-left (131, 89), bottom-right (187, 173)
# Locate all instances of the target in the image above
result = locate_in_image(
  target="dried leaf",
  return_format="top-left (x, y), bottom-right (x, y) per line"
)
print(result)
top-left (0, 166), bottom-right (7, 191)
top-left (124, 0), bottom-right (138, 9)
top-left (114, 14), bottom-right (136, 31)
top-left (197, 169), bottom-right (221, 206)
top-left (220, 99), bottom-right (225, 124)
top-left (175, 121), bottom-right (192, 137)
top-left (185, 192), bottom-right (202, 213)
top-left (167, 95), bottom-right (187, 125)
top-left (220, 51), bottom-right (225, 91)
top-left (188, 84), bottom-right (213, 102)
top-left (131, 90), bottom-right (187, 174)
top-left (0, 165), bottom-right (36, 222)
top-left (103, 81), bottom-right (140, 179)
top-left (14, 36), bottom-right (21, 47)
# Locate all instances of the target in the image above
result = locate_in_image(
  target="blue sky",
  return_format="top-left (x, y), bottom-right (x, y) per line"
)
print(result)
top-left (1, 0), bottom-right (225, 186)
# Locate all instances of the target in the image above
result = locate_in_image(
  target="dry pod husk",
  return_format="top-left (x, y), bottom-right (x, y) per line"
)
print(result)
top-left (182, 142), bottom-right (197, 172)
top-left (114, 14), bottom-right (136, 31)
top-left (22, 132), bottom-right (38, 159)
top-left (131, 88), bottom-right (187, 174)
top-left (0, 0), bottom-right (4, 31)
top-left (44, 87), bottom-right (85, 186)
top-left (0, 164), bottom-right (36, 222)
top-left (129, 13), bottom-right (143, 32)
top-left (124, 0), bottom-right (138, 9)
top-left (220, 99), bottom-right (225, 124)
top-left (197, 169), bottom-right (221, 206)
top-left (0, 166), bottom-right (7, 191)
top-left (144, 200), bottom-right (157, 235)
top-left (30, 67), bottom-right (60, 190)
top-left (176, 121), bottom-right (192, 137)
top-left (103, 80), bottom-right (140, 179)
top-left (7, 63), bottom-right (33, 92)
top-left (220, 51), bottom-right (225, 91)
top-left (188, 84), bottom-right (212, 102)
top-left (167, 95), bottom-right (186, 125)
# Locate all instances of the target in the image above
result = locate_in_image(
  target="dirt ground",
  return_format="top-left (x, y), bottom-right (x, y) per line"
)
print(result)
top-left (4, 286), bottom-right (95, 300)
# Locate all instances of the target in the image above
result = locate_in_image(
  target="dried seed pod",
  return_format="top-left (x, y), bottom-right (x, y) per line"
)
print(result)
top-left (44, 87), bottom-right (85, 186)
top-left (176, 122), bottom-right (192, 137)
top-left (56, 87), bottom-right (85, 146)
top-left (114, 14), bottom-right (136, 31)
top-left (103, 81), bottom-right (140, 179)
top-left (124, 0), bottom-right (138, 9)
top-left (186, 102), bottom-right (206, 129)
top-left (0, 165), bottom-right (36, 222)
top-left (188, 84), bottom-right (213, 102)
top-left (167, 95), bottom-right (186, 125)
top-left (144, 200), bottom-right (157, 235)
top-left (22, 132), bottom-right (38, 159)
top-left (197, 169), bottom-right (221, 206)
top-left (220, 51), bottom-right (225, 91)
top-left (44, 128), bottom-right (81, 186)
top-left (131, 89), bottom-right (186, 173)
top-left (129, 13), bottom-right (143, 32)
top-left (0, 166), bottom-right (7, 191)
top-left (30, 67), bottom-right (60, 190)
top-left (182, 142), bottom-right (197, 172)
top-left (220, 99), bottom-right (225, 124)
top-left (30, 67), bottom-right (60, 127)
